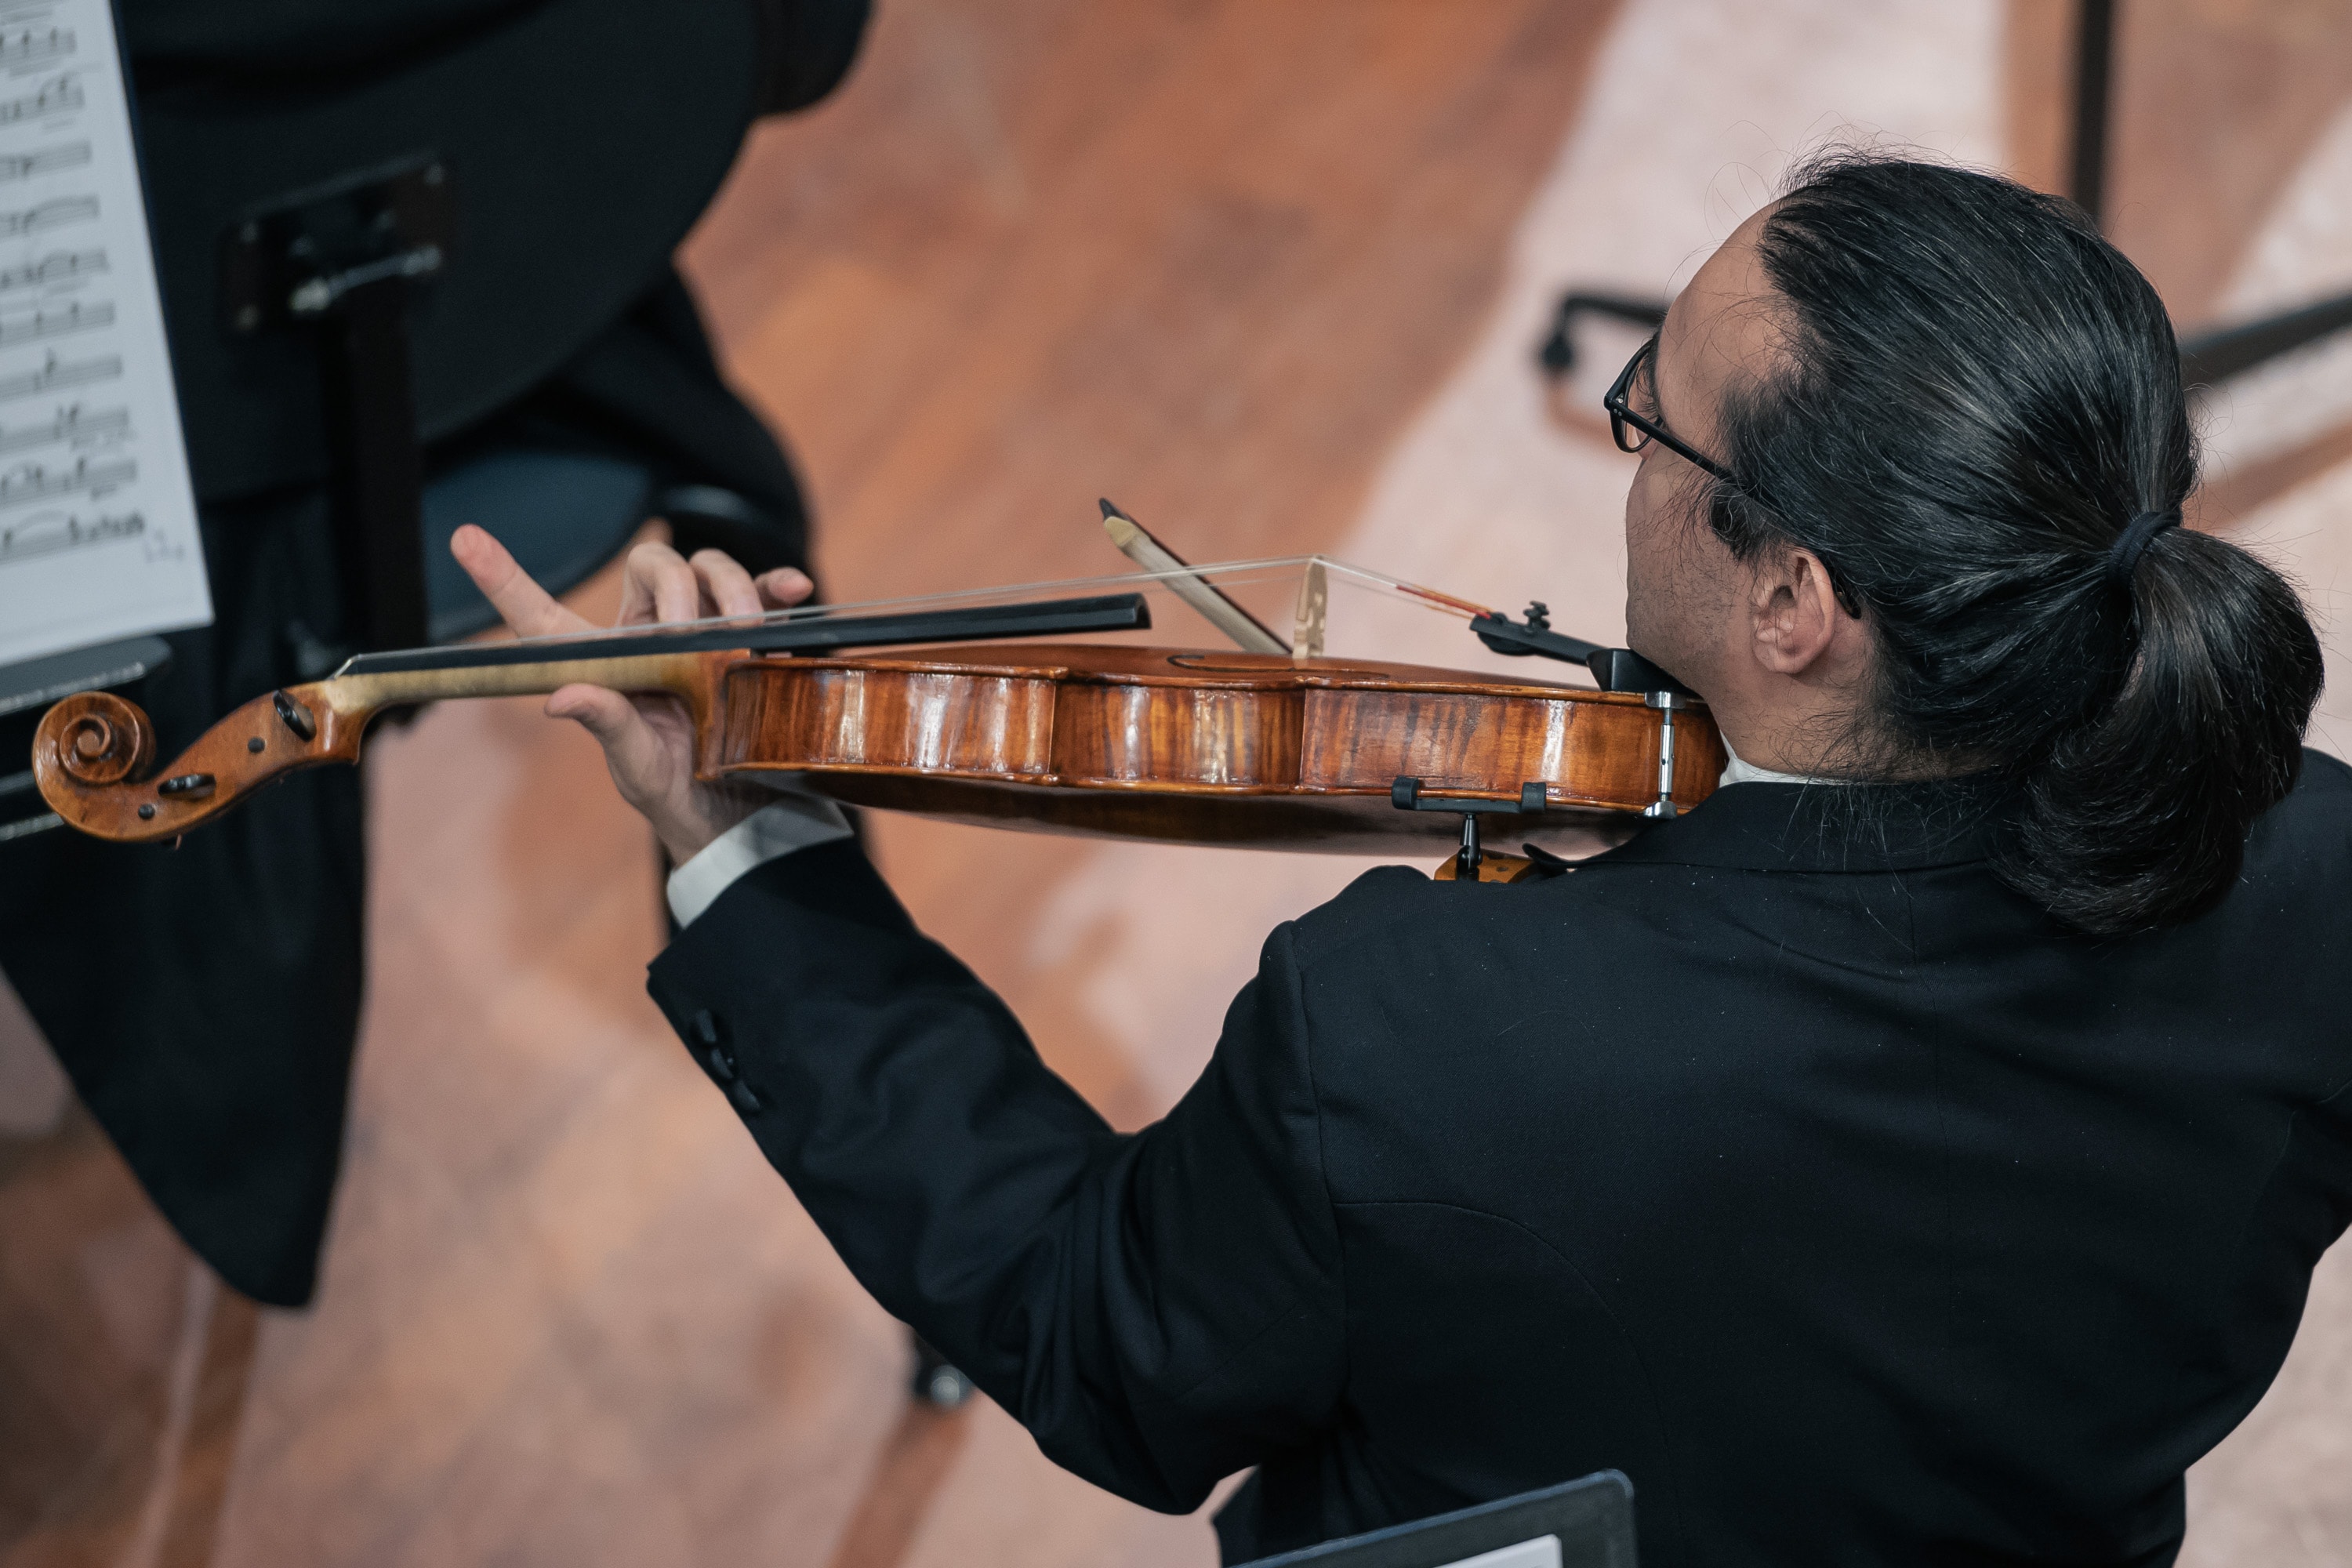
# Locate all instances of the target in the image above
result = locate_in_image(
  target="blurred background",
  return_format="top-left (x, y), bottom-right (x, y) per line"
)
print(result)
top-left (5, 0), bottom-right (2352, 1563)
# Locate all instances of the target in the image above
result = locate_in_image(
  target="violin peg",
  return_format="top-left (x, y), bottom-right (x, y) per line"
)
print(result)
top-left (34, 681), bottom-right (355, 843)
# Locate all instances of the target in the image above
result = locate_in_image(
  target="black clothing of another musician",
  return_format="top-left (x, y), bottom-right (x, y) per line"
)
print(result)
top-left (647, 757), bottom-right (2352, 1567)
top-left (0, 0), bottom-right (870, 1305)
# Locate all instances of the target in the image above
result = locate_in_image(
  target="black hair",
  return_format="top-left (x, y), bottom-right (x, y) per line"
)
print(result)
top-left (1706, 151), bottom-right (2324, 935)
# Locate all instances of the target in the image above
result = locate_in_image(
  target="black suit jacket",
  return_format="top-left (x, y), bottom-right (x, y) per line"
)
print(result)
top-left (646, 754), bottom-right (2352, 1567)
top-left (0, 0), bottom-right (866, 1303)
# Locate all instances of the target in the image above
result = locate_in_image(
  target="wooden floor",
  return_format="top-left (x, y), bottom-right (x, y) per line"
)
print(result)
top-left (7, 2), bottom-right (2352, 1564)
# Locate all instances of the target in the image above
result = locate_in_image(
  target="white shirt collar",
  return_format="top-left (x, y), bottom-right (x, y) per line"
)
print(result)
top-left (1718, 746), bottom-right (1846, 788)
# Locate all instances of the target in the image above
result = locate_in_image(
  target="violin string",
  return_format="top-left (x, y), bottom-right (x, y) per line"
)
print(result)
top-left (363, 554), bottom-right (1488, 665)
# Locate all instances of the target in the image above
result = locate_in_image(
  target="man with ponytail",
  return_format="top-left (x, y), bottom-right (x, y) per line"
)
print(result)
top-left (459, 152), bottom-right (2350, 1566)
top-left (1650, 151), bottom-right (2327, 938)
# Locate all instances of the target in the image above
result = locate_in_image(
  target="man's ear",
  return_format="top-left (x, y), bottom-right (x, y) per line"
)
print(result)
top-left (1748, 546), bottom-right (1843, 676)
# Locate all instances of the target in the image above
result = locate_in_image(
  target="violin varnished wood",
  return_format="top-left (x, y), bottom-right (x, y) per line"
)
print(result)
top-left (34, 685), bottom-right (363, 844)
top-left (1053, 682), bottom-right (1305, 788)
top-left (36, 637), bottom-right (1722, 849)
top-left (34, 653), bottom-right (720, 843)
top-left (1294, 684), bottom-right (1725, 811)
top-left (706, 642), bottom-right (1723, 852)
top-left (792, 773), bottom-right (1645, 855)
top-left (1432, 851), bottom-right (1552, 884)
top-left (715, 661), bottom-right (1061, 778)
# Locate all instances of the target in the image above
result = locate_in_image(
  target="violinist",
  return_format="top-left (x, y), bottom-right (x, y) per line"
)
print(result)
top-left (453, 153), bottom-right (2347, 1567)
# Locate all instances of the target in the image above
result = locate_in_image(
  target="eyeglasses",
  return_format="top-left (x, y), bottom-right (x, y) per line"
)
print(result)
top-left (1603, 334), bottom-right (1738, 484)
top-left (1604, 333), bottom-right (1864, 618)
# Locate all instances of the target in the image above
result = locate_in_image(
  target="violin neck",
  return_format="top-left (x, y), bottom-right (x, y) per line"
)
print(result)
top-left (34, 651), bottom-right (720, 844)
top-left (322, 651), bottom-right (713, 716)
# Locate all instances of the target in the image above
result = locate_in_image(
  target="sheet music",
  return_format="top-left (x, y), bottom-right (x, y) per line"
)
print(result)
top-left (1433, 1538), bottom-right (1561, 1568)
top-left (0, 0), bottom-right (209, 668)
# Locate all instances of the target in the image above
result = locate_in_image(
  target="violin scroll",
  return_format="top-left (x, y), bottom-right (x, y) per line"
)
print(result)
top-left (47, 691), bottom-right (155, 786)
top-left (34, 683), bottom-right (360, 844)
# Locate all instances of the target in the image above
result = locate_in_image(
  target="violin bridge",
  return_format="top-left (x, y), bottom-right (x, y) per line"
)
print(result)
top-left (1291, 558), bottom-right (1327, 662)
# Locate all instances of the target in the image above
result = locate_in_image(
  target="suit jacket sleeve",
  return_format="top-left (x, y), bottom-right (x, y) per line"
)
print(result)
top-left (644, 838), bottom-right (1348, 1511)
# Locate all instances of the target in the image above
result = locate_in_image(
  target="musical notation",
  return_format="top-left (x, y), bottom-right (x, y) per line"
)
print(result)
top-left (0, 401), bottom-right (124, 455)
top-left (0, 0), bottom-right (209, 662)
top-left (0, 139), bottom-right (82, 181)
top-left (0, 25), bottom-right (72, 72)
top-left (0, 73), bottom-right (78, 125)
top-left (0, 505), bottom-right (140, 565)
top-left (0, 449), bottom-right (131, 507)
top-left (0, 348), bottom-right (118, 403)
top-left (0, 298), bottom-right (107, 345)
top-left (0, 191), bottom-right (90, 236)
top-left (0, 247), bottom-right (103, 292)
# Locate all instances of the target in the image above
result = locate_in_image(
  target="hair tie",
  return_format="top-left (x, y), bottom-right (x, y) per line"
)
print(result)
top-left (2105, 509), bottom-right (2181, 592)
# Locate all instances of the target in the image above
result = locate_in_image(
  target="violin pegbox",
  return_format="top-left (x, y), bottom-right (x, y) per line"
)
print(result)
top-left (33, 682), bottom-right (352, 843)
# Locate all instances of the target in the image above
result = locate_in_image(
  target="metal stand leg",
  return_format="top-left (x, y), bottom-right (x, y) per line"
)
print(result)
top-left (2069, 0), bottom-right (2116, 227)
top-left (226, 155), bottom-right (452, 657)
top-left (317, 277), bottom-right (428, 652)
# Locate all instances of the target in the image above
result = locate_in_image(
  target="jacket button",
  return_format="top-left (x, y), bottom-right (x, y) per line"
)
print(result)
top-left (728, 1080), bottom-right (768, 1115)
top-left (689, 1010), bottom-right (739, 1080)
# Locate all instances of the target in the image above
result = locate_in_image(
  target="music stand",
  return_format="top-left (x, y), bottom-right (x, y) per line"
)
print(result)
top-left (1232, 1473), bottom-right (1637, 1568)
top-left (1536, 2), bottom-right (2352, 392)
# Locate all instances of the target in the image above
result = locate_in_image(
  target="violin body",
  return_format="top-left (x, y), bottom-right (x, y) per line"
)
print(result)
top-left (34, 640), bottom-right (1722, 852)
top-left (715, 644), bottom-right (1722, 852)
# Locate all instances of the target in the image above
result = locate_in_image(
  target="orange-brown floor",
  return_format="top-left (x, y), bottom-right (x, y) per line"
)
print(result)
top-left (8, 2), bottom-right (2352, 1564)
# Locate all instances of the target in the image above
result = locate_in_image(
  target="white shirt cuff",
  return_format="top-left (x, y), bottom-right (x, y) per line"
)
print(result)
top-left (665, 782), bottom-right (854, 928)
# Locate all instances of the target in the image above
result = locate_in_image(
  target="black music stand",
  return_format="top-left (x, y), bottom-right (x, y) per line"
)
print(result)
top-left (1232, 1474), bottom-right (1638, 1568)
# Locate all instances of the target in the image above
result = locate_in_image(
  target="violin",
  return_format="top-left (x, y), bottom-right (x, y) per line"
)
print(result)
top-left (31, 552), bottom-right (1723, 880)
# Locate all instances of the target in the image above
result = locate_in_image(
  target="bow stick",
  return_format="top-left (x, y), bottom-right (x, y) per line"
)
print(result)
top-left (1098, 499), bottom-right (1290, 655)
